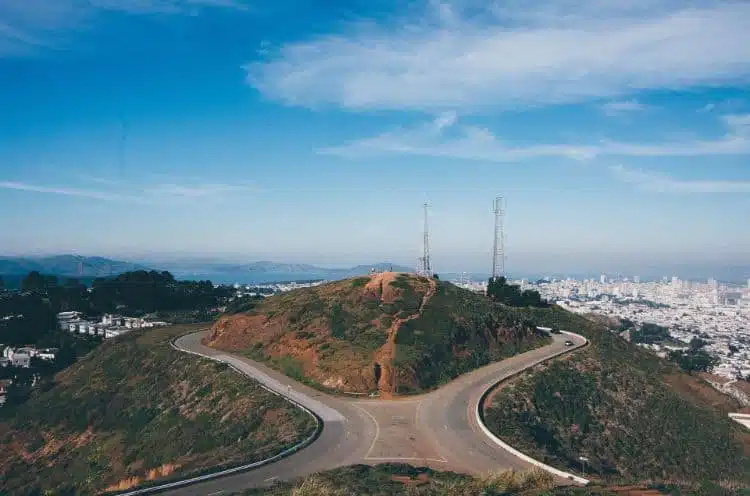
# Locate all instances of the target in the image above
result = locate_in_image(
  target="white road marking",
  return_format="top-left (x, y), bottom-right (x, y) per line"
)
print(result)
top-left (352, 403), bottom-right (380, 459)
top-left (365, 456), bottom-right (448, 463)
top-left (264, 476), bottom-right (279, 482)
top-left (207, 491), bottom-right (225, 496)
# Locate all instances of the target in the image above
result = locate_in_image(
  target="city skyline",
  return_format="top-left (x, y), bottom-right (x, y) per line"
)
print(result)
top-left (1, 0), bottom-right (749, 273)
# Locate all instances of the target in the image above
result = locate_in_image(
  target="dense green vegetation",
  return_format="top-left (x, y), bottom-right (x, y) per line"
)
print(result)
top-left (0, 324), bottom-right (316, 495)
top-left (1, 270), bottom-right (232, 347)
top-left (487, 276), bottom-right (548, 308)
top-left (484, 307), bottom-right (750, 489)
top-left (630, 322), bottom-right (671, 344)
top-left (394, 280), bottom-right (548, 393)
top-left (668, 348), bottom-right (720, 374)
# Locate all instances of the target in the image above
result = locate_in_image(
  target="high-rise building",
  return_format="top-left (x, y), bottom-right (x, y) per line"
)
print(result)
top-left (600, 274), bottom-right (606, 284)
top-left (634, 275), bottom-right (640, 284)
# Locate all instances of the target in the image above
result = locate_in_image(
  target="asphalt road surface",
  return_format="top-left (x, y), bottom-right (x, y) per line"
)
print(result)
top-left (168, 332), bottom-right (586, 495)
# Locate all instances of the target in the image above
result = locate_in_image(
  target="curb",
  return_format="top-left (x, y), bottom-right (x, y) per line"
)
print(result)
top-left (475, 331), bottom-right (591, 486)
top-left (111, 334), bottom-right (323, 496)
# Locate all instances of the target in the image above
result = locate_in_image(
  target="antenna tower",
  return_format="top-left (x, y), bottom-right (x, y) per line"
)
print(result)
top-left (492, 196), bottom-right (505, 279)
top-left (418, 202), bottom-right (432, 277)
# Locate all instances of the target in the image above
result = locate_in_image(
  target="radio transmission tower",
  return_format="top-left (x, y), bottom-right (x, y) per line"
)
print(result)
top-left (492, 196), bottom-right (505, 279)
top-left (418, 202), bottom-right (432, 277)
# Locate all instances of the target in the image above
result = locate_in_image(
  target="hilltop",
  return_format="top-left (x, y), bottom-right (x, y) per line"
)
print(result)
top-left (0, 324), bottom-right (316, 495)
top-left (483, 307), bottom-right (750, 489)
top-left (206, 272), bottom-right (547, 395)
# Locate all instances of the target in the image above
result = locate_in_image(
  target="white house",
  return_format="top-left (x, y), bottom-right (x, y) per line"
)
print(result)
top-left (37, 348), bottom-right (57, 361)
top-left (9, 350), bottom-right (31, 368)
top-left (104, 329), bottom-right (123, 339)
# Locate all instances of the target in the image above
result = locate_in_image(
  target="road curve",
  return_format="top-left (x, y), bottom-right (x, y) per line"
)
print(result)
top-left (165, 331), bottom-right (587, 495)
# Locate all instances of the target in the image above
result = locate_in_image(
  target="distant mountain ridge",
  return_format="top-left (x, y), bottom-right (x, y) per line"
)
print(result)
top-left (0, 255), bottom-right (150, 278)
top-left (245, 261), bottom-right (413, 275)
top-left (147, 260), bottom-right (414, 277)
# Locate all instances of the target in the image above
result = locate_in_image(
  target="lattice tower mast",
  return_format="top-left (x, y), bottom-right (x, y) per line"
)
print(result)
top-left (420, 202), bottom-right (432, 277)
top-left (492, 196), bottom-right (505, 279)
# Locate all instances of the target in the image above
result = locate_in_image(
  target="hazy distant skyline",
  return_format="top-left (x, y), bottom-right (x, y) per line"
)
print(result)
top-left (1, 0), bottom-right (748, 275)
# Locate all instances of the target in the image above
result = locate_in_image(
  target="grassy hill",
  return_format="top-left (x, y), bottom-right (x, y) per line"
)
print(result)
top-left (0, 324), bottom-right (316, 495)
top-left (206, 272), bottom-right (548, 395)
top-left (483, 307), bottom-right (750, 490)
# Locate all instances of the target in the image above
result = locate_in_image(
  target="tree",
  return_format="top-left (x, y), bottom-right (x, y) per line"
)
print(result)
top-left (0, 275), bottom-right (4, 291)
top-left (21, 271), bottom-right (46, 292)
top-left (619, 318), bottom-right (636, 331)
top-left (689, 337), bottom-right (710, 350)
top-left (668, 349), bottom-right (719, 374)
top-left (487, 277), bottom-right (547, 308)
top-left (729, 344), bottom-right (739, 355)
top-left (432, 274), bottom-right (440, 280)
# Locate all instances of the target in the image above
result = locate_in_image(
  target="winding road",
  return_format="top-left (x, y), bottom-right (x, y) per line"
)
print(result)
top-left (162, 331), bottom-right (587, 495)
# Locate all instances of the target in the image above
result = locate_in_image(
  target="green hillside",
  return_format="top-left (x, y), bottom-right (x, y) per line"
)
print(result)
top-left (0, 324), bottom-right (316, 495)
top-left (483, 307), bottom-right (750, 489)
top-left (207, 273), bottom-right (548, 395)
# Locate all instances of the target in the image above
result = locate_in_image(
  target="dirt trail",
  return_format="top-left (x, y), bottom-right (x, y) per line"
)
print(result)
top-left (374, 277), bottom-right (437, 397)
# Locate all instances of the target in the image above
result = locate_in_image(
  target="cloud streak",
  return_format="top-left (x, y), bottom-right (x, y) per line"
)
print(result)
top-left (0, 181), bottom-right (145, 202)
top-left (320, 113), bottom-right (750, 161)
top-left (0, 0), bottom-right (246, 56)
top-left (601, 100), bottom-right (650, 116)
top-left (609, 165), bottom-right (750, 193)
top-left (247, 1), bottom-right (750, 112)
top-left (0, 178), bottom-right (256, 202)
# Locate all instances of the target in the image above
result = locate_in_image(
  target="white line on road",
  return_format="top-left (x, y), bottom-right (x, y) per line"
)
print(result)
top-left (206, 491), bottom-right (224, 496)
top-left (365, 457), bottom-right (448, 463)
top-left (264, 476), bottom-right (279, 482)
top-left (352, 403), bottom-right (380, 459)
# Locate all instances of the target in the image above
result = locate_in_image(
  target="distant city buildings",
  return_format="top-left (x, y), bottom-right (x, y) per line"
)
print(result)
top-left (517, 275), bottom-right (750, 381)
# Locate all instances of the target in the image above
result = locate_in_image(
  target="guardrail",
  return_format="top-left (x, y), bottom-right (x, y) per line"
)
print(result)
top-left (110, 335), bottom-right (323, 496)
top-left (475, 331), bottom-right (591, 486)
top-left (729, 413), bottom-right (750, 430)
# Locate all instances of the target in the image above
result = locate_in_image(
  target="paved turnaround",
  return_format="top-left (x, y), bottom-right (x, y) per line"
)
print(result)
top-left (168, 331), bottom-right (587, 495)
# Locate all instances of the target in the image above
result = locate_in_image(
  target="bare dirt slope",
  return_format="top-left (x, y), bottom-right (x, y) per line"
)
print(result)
top-left (206, 273), bottom-right (546, 395)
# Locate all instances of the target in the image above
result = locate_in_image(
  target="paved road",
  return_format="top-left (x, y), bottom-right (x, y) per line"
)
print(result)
top-left (168, 332), bottom-right (586, 495)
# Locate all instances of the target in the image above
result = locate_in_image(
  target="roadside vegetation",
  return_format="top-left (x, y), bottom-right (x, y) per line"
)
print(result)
top-left (0, 324), bottom-right (316, 495)
top-left (244, 463), bottom-right (749, 496)
top-left (483, 307), bottom-right (750, 490)
top-left (242, 464), bottom-right (559, 496)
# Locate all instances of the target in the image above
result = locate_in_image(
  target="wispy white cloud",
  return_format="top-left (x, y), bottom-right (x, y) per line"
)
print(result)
top-left (600, 100), bottom-right (650, 116)
top-left (697, 98), bottom-right (747, 114)
top-left (145, 183), bottom-right (256, 198)
top-left (0, 178), bottom-right (256, 202)
top-left (321, 113), bottom-right (750, 161)
top-left (247, 1), bottom-right (750, 112)
top-left (0, 0), bottom-right (246, 55)
top-left (0, 181), bottom-right (145, 202)
top-left (609, 165), bottom-right (750, 193)
top-left (320, 113), bottom-right (597, 161)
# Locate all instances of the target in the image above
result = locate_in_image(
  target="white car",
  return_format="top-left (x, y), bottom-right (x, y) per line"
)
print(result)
top-left (564, 340), bottom-right (574, 347)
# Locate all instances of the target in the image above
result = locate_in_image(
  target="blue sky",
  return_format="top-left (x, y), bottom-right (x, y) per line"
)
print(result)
top-left (0, 0), bottom-right (749, 274)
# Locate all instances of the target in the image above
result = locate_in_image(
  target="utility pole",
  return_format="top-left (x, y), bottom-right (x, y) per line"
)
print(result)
top-left (492, 196), bottom-right (505, 280)
top-left (579, 456), bottom-right (589, 478)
